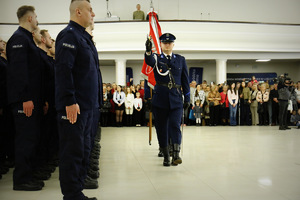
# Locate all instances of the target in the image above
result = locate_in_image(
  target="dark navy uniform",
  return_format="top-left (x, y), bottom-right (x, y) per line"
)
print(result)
top-left (144, 34), bottom-right (190, 152)
top-left (38, 49), bottom-right (58, 165)
top-left (55, 21), bottom-right (102, 200)
top-left (0, 56), bottom-right (8, 169)
top-left (6, 26), bottom-right (43, 185)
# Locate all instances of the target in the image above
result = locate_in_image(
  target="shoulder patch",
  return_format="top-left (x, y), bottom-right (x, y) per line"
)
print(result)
top-left (63, 43), bottom-right (75, 49)
top-left (12, 44), bottom-right (23, 49)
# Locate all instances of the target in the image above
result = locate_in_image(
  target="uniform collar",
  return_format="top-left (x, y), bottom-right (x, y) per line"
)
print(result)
top-left (69, 20), bottom-right (86, 34)
top-left (18, 26), bottom-right (34, 38)
top-left (163, 52), bottom-right (173, 58)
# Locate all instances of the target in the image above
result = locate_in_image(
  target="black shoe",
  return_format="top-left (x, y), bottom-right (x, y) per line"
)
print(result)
top-left (84, 178), bottom-right (98, 189)
top-left (4, 160), bottom-right (15, 168)
top-left (84, 197), bottom-right (97, 200)
top-left (32, 179), bottom-right (45, 187)
top-left (90, 164), bottom-right (99, 171)
top-left (172, 144), bottom-right (182, 166)
top-left (33, 171), bottom-right (51, 180)
top-left (158, 148), bottom-right (163, 157)
top-left (161, 147), bottom-right (170, 167)
top-left (285, 126), bottom-right (291, 130)
top-left (0, 166), bottom-right (9, 174)
top-left (279, 126), bottom-right (286, 130)
top-left (88, 169), bottom-right (99, 179)
top-left (13, 181), bottom-right (43, 191)
top-left (298, 126), bottom-right (300, 129)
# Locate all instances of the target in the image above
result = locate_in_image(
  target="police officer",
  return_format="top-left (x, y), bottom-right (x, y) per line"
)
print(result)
top-left (36, 29), bottom-right (58, 175)
top-left (6, 5), bottom-right (44, 191)
top-left (55, 0), bottom-right (102, 199)
top-left (278, 75), bottom-right (291, 130)
top-left (0, 38), bottom-right (9, 179)
top-left (145, 33), bottom-right (190, 167)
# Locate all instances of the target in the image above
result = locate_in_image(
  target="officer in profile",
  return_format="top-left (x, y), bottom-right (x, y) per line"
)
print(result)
top-left (6, 5), bottom-right (44, 191)
top-left (55, 0), bottom-right (102, 199)
top-left (145, 33), bottom-right (190, 167)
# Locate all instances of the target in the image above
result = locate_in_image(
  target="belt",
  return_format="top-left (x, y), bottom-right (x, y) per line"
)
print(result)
top-left (156, 81), bottom-right (181, 89)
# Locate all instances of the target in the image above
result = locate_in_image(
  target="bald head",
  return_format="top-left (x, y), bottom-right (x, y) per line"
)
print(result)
top-left (69, 0), bottom-right (94, 28)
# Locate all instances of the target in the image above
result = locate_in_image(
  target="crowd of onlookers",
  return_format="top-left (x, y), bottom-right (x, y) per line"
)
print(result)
top-left (101, 76), bottom-right (300, 129)
top-left (187, 76), bottom-right (300, 128)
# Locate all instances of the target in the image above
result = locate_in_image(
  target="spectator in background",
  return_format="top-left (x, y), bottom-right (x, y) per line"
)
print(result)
top-left (220, 85), bottom-right (229, 125)
top-left (125, 87), bottom-right (134, 126)
top-left (290, 109), bottom-right (300, 128)
top-left (256, 84), bottom-right (269, 125)
top-left (296, 81), bottom-right (300, 109)
top-left (133, 92), bottom-right (143, 126)
top-left (133, 4), bottom-right (145, 20)
top-left (193, 84), bottom-right (205, 107)
top-left (251, 76), bottom-right (258, 84)
top-left (100, 86), bottom-right (110, 127)
top-left (193, 100), bottom-right (202, 126)
top-left (228, 82), bottom-right (239, 126)
top-left (250, 84), bottom-right (259, 125)
top-left (270, 83), bottom-right (279, 126)
top-left (113, 85), bottom-right (125, 127)
top-left (130, 85), bottom-right (136, 97)
top-left (240, 81), bottom-right (251, 125)
top-left (235, 82), bottom-right (241, 125)
top-left (207, 85), bottom-right (221, 126)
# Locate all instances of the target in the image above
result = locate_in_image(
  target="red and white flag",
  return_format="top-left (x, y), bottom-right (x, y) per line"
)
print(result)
top-left (141, 12), bottom-right (162, 89)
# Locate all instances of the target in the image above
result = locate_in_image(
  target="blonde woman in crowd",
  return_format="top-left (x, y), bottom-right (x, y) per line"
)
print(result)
top-left (125, 87), bottom-right (134, 126)
top-left (250, 84), bottom-right (259, 125)
top-left (256, 84), bottom-right (269, 125)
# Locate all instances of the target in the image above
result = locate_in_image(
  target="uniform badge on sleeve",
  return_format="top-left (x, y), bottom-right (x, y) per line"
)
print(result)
top-left (63, 43), bottom-right (75, 49)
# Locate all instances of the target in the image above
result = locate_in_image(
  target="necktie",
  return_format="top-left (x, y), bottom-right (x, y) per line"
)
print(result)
top-left (167, 55), bottom-right (171, 64)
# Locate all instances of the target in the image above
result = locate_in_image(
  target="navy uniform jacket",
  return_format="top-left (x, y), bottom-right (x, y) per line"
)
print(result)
top-left (39, 49), bottom-right (55, 106)
top-left (0, 57), bottom-right (7, 108)
top-left (55, 21), bottom-right (103, 112)
top-left (145, 52), bottom-right (190, 110)
top-left (6, 26), bottom-right (43, 105)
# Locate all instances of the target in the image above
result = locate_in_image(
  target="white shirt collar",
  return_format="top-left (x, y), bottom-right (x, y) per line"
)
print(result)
top-left (163, 52), bottom-right (172, 58)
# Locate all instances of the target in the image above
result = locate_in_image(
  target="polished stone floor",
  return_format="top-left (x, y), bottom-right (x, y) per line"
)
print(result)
top-left (0, 126), bottom-right (300, 200)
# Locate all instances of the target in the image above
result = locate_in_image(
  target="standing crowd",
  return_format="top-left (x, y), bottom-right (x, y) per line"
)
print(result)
top-left (188, 76), bottom-right (300, 129)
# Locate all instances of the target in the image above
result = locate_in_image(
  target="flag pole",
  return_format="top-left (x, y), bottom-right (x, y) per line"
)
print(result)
top-left (149, 87), bottom-right (153, 145)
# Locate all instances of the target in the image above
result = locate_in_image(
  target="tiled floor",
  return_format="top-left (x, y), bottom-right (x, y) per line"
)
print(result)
top-left (0, 126), bottom-right (300, 200)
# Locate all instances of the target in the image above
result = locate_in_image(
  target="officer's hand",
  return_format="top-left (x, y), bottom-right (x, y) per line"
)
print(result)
top-left (145, 37), bottom-right (152, 52)
top-left (183, 102), bottom-right (189, 110)
top-left (66, 103), bottom-right (80, 124)
top-left (23, 100), bottom-right (34, 117)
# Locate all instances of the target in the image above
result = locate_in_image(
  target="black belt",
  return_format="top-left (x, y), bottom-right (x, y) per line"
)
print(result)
top-left (156, 81), bottom-right (181, 89)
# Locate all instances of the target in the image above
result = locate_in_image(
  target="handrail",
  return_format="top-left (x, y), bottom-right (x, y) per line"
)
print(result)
top-left (0, 20), bottom-right (299, 26)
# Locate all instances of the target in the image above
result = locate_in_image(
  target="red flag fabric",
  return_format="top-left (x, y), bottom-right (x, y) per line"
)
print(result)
top-left (141, 12), bottom-right (162, 88)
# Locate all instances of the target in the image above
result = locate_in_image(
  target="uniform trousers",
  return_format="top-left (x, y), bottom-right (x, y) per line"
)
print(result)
top-left (57, 110), bottom-right (93, 200)
top-left (152, 106), bottom-right (182, 148)
top-left (278, 100), bottom-right (288, 128)
top-left (11, 102), bottom-right (42, 184)
top-left (272, 102), bottom-right (279, 125)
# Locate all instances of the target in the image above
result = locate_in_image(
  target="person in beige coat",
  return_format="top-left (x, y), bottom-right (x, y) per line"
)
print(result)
top-left (250, 84), bottom-right (259, 125)
top-left (256, 84), bottom-right (269, 125)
